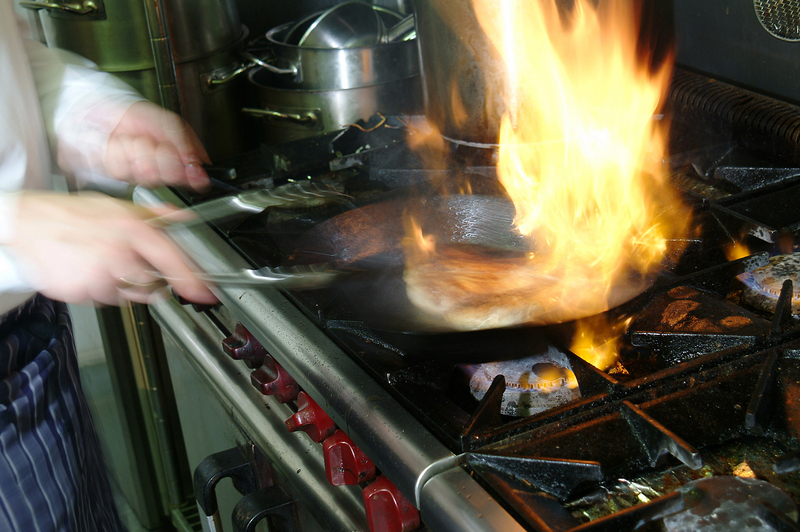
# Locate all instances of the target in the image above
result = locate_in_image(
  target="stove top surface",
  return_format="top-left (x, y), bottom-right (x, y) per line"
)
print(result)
top-left (179, 69), bottom-right (800, 531)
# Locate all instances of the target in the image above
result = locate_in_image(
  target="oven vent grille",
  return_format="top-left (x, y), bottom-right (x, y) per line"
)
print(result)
top-left (669, 68), bottom-right (800, 164)
top-left (754, 0), bottom-right (800, 41)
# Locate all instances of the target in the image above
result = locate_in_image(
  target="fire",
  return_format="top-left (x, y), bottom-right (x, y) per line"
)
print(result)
top-left (725, 242), bottom-right (750, 262)
top-left (403, 1), bottom-right (690, 343)
top-left (570, 316), bottom-right (632, 371)
top-left (476, 0), bottom-right (684, 281)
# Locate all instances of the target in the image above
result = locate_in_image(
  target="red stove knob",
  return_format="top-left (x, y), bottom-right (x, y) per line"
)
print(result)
top-left (250, 356), bottom-right (300, 403)
top-left (363, 476), bottom-right (421, 532)
top-left (322, 430), bottom-right (377, 486)
top-left (222, 323), bottom-right (267, 369)
top-left (285, 391), bottom-right (337, 443)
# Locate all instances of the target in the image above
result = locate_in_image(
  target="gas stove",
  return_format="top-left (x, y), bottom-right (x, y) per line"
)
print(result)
top-left (137, 68), bottom-right (800, 532)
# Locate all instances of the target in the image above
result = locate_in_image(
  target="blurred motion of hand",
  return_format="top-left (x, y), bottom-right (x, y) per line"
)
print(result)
top-left (7, 191), bottom-right (218, 306)
top-left (57, 100), bottom-right (212, 192)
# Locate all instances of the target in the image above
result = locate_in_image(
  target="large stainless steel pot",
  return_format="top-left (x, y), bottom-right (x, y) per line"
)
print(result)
top-left (23, 0), bottom-right (251, 160)
top-left (28, 0), bottom-right (241, 64)
top-left (244, 16), bottom-right (423, 144)
top-left (249, 21), bottom-right (420, 91)
top-left (245, 66), bottom-right (423, 144)
top-left (411, 0), bottom-right (507, 144)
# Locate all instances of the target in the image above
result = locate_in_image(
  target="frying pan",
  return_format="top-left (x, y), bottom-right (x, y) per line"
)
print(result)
top-left (278, 193), bottom-right (653, 333)
top-left (288, 193), bottom-right (531, 267)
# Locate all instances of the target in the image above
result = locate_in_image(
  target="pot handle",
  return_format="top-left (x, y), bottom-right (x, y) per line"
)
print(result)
top-left (205, 51), bottom-right (298, 89)
top-left (18, 0), bottom-right (97, 14)
top-left (241, 50), bottom-right (298, 77)
top-left (242, 107), bottom-right (319, 126)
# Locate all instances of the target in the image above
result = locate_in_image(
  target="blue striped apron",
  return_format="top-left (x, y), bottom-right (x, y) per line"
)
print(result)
top-left (0, 295), bottom-right (124, 532)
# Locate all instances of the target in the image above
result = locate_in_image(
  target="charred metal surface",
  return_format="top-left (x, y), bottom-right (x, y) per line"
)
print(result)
top-left (460, 375), bottom-right (506, 450)
top-left (679, 252), bottom-right (770, 296)
top-left (629, 283), bottom-right (772, 364)
top-left (771, 280), bottom-right (796, 339)
top-left (709, 200), bottom-right (778, 243)
top-left (630, 285), bottom-right (771, 335)
top-left (569, 491), bottom-right (683, 531)
top-left (620, 401), bottom-right (703, 470)
top-left (631, 332), bottom-right (760, 365)
top-left (476, 348), bottom-right (790, 481)
top-left (466, 453), bottom-right (603, 502)
top-left (563, 351), bottom-right (620, 397)
top-left (758, 501), bottom-right (800, 532)
top-left (775, 450), bottom-right (800, 474)
top-left (746, 350), bottom-right (781, 432)
top-left (727, 182), bottom-right (800, 238)
top-left (714, 167), bottom-right (800, 193)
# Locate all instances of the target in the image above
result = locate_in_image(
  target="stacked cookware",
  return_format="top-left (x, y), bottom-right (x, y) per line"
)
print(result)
top-left (24, 0), bottom-right (253, 160)
top-left (245, 2), bottom-right (423, 144)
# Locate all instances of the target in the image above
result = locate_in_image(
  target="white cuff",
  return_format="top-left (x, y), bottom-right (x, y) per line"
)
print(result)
top-left (0, 192), bottom-right (22, 245)
top-left (0, 247), bottom-right (36, 294)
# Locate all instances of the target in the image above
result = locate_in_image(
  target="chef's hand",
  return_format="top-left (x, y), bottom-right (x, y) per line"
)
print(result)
top-left (104, 101), bottom-right (212, 191)
top-left (6, 191), bottom-right (217, 306)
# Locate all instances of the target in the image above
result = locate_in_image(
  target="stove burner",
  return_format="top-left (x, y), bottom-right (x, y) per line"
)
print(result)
top-left (662, 476), bottom-right (798, 532)
top-left (739, 253), bottom-right (800, 314)
top-left (468, 347), bottom-right (580, 417)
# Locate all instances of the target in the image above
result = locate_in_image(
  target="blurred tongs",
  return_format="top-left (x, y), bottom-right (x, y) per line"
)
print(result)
top-left (151, 264), bottom-right (341, 290)
top-left (193, 263), bottom-right (339, 290)
top-left (148, 181), bottom-right (352, 228)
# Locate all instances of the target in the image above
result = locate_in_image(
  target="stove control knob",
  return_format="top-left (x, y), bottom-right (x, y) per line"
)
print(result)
top-left (250, 356), bottom-right (300, 403)
top-left (285, 391), bottom-right (336, 443)
top-left (363, 476), bottom-right (421, 532)
top-left (222, 323), bottom-right (267, 369)
top-left (322, 430), bottom-right (377, 486)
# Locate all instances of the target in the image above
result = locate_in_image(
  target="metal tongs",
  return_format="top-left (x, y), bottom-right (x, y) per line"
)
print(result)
top-left (148, 181), bottom-right (351, 290)
top-left (188, 263), bottom-right (340, 290)
top-left (148, 181), bottom-right (352, 228)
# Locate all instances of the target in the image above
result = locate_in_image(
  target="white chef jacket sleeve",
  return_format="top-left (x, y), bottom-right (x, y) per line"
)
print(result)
top-left (22, 21), bottom-right (145, 188)
top-left (0, 8), bottom-right (143, 295)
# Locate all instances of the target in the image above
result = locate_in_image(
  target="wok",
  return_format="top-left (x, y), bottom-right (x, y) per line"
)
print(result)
top-left (281, 194), bottom-right (654, 333)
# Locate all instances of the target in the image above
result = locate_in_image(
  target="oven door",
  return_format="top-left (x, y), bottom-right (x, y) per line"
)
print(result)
top-left (149, 295), bottom-right (368, 532)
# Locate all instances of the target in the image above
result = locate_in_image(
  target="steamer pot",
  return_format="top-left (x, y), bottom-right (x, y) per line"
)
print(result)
top-left (248, 21), bottom-right (421, 91)
top-left (245, 66), bottom-right (423, 144)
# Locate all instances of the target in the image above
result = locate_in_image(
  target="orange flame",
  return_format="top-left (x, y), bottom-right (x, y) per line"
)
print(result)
top-left (477, 0), bottom-right (683, 277)
top-left (725, 242), bottom-right (750, 262)
top-left (570, 316), bottom-right (632, 371)
top-left (403, 0), bottom-right (690, 338)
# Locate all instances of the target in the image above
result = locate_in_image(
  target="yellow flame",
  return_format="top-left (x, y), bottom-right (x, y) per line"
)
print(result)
top-left (402, 0), bottom-right (690, 349)
top-left (570, 316), bottom-right (632, 371)
top-left (475, 0), bottom-right (683, 283)
top-left (725, 242), bottom-right (750, 261)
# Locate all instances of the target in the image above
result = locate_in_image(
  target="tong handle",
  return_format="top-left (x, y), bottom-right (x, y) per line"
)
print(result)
top-left (149, 264), bottom-right (339, 290)
top-left (148, 181), bottom-right (349, 228)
